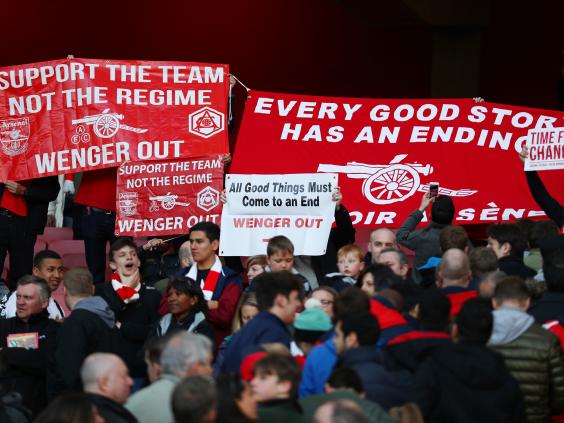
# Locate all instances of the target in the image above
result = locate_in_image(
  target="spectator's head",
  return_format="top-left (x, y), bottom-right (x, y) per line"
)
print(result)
top-left (418, 289), bottom-right (451, 332)
top-left (246, 255), bottom-right (267, 282)
top-left (62, 268), bottom-right (94, 310)
top-left (376, 248), bottom-right (409, 279)
top-left (34, 392), bottom-right (104, 423)
top-left (178, 240), bottom-right (194, 269)
top-left (166, 276), bottom-right (207, 319)
top-left (368, 228), bottom-right (397, 263)
top-left (32, 250), bottom-right (64, 292)
top-left (161, 332), bottom-right (213, 378)
top-left (310, 286), bottom-right (338, 320)
top-left (335, 313), bottom-right (380, 355)
top-left (477, 271), bottom-right (507, 299)
top-left (469, 247), bottom-right (498, 280)
top-left (216, 374), bottom-right (257, 422)
top-left (314, 399), bottom-right (369, 423)
top-left (431, 196), bottom-right (455, 225)
top-left (254, 272), bottom-right (304, 324)
top-left (439, 225), bottom-right (469, 253)
top-left (80, 353), bottom-right (133, 404)
top-left (232, 292), bottom-right (259, 332)
top-left (515, 218), bottom-right (535, 248)
top-left (325, 367), bottom-right (365, 398)
top-left (266, 236), bottom-right (295, 272)
top-left (337, 244), bottom-right (365, 279)
top-left (189, 222), bottom-right (220, 268)
top-left (15, 275), bottom-right (50, 322)
top-left (530, 220), bottom-right (560, 249)
top-left (251, 353), bottom-right (301, 402)
top-left (109, 237), bottom-right (140, 278)
top-left (356, 264), bottom-right (403, 296)
top-left (453, 298), bottom-right (492, 344)
top-left (172, 376), bottom-right (217, 423)
top-left (294, 306), bottom-right (332, 355)
top-left (487, 224), bottom-right (528, 259)
top-left (437, 249), bottom-right (471, 288)
top-left (543, 249), bottom-right (564, 292)
top-left (492, 276), bottom-right (531, 311)
top-left (144, 334), bottom-right (170, 383)
top-left (391, 280), bottom-right (424, 316)
top-left (334, 287), bottom-right (370, 322)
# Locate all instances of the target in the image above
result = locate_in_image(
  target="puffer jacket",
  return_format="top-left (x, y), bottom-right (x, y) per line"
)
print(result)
top-left (489, 307), bottom-right (564, 423)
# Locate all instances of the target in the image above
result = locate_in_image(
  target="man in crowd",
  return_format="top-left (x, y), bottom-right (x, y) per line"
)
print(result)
top-left (81, 353), bottom-right (137, 422)
top-left (436, 249), bottom-right (477, 316)
top-left (171, 375), bottom-right (217, 423)
top-left (1, 250), bottom-right (65, 320)
top-left (528, 249), bottom-right (564, 324)
top-left (489, 276), bottom-right (564, 421)
top-left (366, 228), bottom-right (397, 265)
top-left (126, 332), bottom-right (213, 423)
top-left (52, 268), bottom-right (118, 396)
top-left (376, 248), bottom-right (410, 280)
top-left (487, 223), bottom-right (536, 279)
top-left (0, 276), bottom-right (59, 416)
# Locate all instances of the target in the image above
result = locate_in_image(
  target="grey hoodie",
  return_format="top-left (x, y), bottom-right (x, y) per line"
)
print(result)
top-left (488, 307), bottom-right (534, 346)
top-left (74, 296), bottom-right (116, 328)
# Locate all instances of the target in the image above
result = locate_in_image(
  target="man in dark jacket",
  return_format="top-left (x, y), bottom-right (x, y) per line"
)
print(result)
top-left (436, 249), bottom-right (477, 316)
top-left (220, 272), bottom-right (303, 374)
top-left (51, 268), bottom-right (119, 396)
top-left (0, 275), bottom-right (59, 416)
top-left (0, 177), bottom-right (59, 290)
top-left (487, 223), bottom-right (536, 279)
top-left (489, 276), bottom-right (564, 422)
top-left (529, 249), bottom-right (564, 324)
top-left (412, 298), bottom-right (526, 423)
top-left (81, 353), bottom-right (137, 423)
top-left (334, 312), bottom-right (411, 411)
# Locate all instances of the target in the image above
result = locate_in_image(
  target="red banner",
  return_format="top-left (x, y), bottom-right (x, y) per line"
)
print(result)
top-left (231, 91), bottom-right (564, 227)
top-left (115, 155), bottom-right (224, 237)
top-left (0, 58), bottom-right (229, 182)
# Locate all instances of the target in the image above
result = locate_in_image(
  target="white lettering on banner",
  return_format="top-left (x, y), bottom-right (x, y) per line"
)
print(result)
top-left (118, 217), bottom-right (184, 232)
top-left (34, 142), bottom-right (130, 173)
top-left (254, 98), bottom-right (363, 120)
top-left (137, 140), bottom-right (184, 160)
top-left (158, 66), bottom-right (224, 84)
top-left (0, 62), bottom-right (99, 90)
top-left (115, 89), bottom-right (211, 106)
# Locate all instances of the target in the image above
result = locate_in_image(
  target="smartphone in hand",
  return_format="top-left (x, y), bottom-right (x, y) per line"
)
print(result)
top-left (429, 182), bottom-right (439, 198)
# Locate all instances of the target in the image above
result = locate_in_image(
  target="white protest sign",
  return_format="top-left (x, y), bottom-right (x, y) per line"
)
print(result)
top-left (220, 173), bottom-right (338, 256)
top-left (525, 127), bottom-right (564, 171)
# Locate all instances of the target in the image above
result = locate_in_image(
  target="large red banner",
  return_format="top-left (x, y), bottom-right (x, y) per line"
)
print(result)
top-left (0, 58), bottom-right (229, 182)
top-left (231, 91), bottom-right (564, 227)
top-left (115, 155), bottom-right (224, 237)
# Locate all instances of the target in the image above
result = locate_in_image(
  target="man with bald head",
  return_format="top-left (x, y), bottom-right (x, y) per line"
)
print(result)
top-left (436, 249), bottom-right (477, 316)
top-left (367, 228), bottom-right (397, 264)
top-left (81, 352), bottom-right (137, 422)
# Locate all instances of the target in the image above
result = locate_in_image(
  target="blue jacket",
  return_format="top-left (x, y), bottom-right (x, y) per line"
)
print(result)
top-left (299, 335), bottom-right (337, 397)
top-left (220, 311), bottom-right (291, 374)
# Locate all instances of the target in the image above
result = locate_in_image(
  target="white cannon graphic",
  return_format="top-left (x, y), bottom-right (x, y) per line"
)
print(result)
top-left (149, 193), bottom-right (190, 212)
top-left (72, 108), bottom-right (148, 139)
top-left (317, 154), bottom-right (476, 205)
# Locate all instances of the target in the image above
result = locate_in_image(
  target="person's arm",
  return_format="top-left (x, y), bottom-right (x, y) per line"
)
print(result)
top-left (24, 176), bottom-right (61, 204)
top-left (53, 318), bottom-right (87, 392)
top-left (548, 333), bottom-right (564, 414)
top-left (525, 171), bottom-right (564, 227)
top-left (207, 282), bottom-right (242, 329)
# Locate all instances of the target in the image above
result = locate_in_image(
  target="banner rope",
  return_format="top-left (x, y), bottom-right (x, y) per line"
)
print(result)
top-left (231, 74), bottom-right (251, 93)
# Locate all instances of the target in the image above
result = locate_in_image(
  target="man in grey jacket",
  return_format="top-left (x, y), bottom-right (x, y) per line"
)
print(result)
top-left (397, 194), bottom-right (455, 284)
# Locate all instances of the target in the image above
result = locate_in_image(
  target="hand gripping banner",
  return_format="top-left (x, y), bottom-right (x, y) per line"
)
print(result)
top-left (230, 91), bottom-right (564, 227)
top-left (0, 58), bottom-right (229, 181)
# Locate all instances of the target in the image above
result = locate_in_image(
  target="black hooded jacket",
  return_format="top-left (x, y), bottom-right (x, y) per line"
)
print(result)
top-left (411, 341), bottom-right (526, 423)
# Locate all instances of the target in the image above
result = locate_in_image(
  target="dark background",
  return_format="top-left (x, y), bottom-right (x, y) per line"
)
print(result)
top-left (3, 0), bottom-right (562, 146)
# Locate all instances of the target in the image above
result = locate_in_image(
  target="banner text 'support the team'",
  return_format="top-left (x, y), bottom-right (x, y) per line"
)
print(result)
top-left (220, 173), bottom-right (337, 256)
top-left (230, 91), bottom-right (564, 227)
top-left (115, 155), bottom-right (224, 237)
top-left (0, 58), bottom-right (229, 182)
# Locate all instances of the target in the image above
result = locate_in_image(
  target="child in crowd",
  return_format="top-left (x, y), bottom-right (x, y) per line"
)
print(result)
top-left (251, 353), bottom-right (308, 422)
top-left (322, 245), bottom-right (365, 292)
top-left (246, 255), bottom-right (267, 285)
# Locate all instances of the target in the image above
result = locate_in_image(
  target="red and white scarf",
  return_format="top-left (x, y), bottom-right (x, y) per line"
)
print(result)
top-left (186, 256), bottom-right (222, 301)
top-left (111, 272), bottom-right (140, 304)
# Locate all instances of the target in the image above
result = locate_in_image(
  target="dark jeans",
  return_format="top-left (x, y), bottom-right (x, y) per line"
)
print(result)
top-left (0, 211), bottom-right (31, 290)
top-left (81, 208), bottom-right (116, 284)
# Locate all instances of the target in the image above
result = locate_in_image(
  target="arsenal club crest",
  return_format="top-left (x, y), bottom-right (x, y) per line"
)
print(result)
top-left (188, 107), bottom-right (224, 139)
top-left (0, 118), bottom-right (30, 156)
